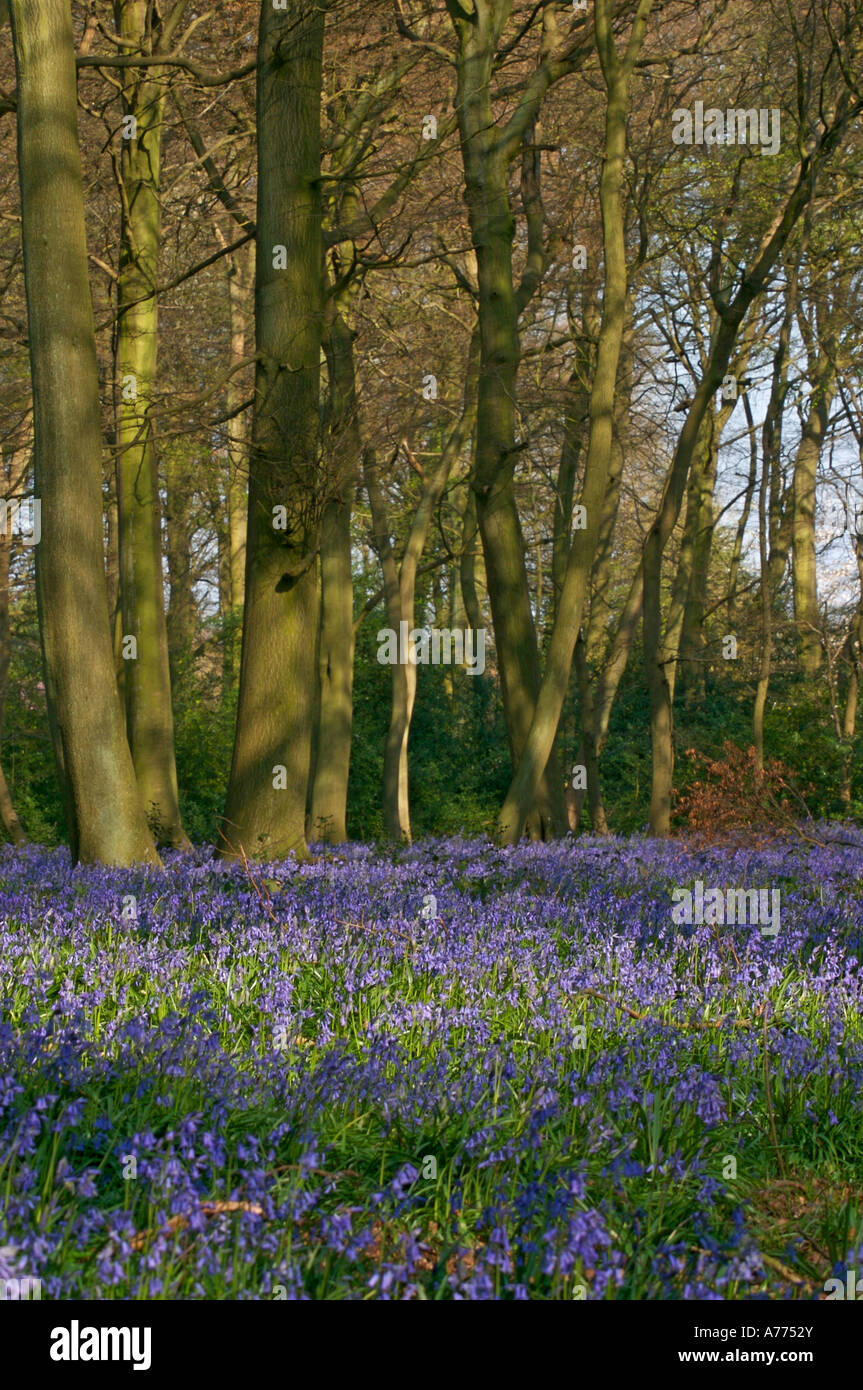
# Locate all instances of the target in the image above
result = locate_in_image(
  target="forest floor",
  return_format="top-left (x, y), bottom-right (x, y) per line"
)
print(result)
top-left (1, 832), bottom-right (861, 1299)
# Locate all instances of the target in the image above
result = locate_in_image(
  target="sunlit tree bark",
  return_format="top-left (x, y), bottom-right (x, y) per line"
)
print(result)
top-left (9, 0), bottom-right (158, 864)
top-left (310, 307), bottom-right (359, 843)
top-left (496, 0), bottom-right (654, 844)
top-left (221, 0), bottom-right (324, 861)
top-left (446, 0), bottom-right (578, 838)
top-left (114, 0), bottom-right (188, 848)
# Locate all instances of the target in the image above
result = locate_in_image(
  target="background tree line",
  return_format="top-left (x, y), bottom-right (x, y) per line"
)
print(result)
top-left (1, 0), bottom-right (863, 863)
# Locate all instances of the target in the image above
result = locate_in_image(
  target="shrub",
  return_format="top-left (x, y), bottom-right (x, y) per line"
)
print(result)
top-left (673, 740), bottom-right (812, 843)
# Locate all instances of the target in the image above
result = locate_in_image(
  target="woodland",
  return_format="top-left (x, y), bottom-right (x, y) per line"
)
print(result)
top-left (1, 0), bottom-right (862, 860)
top-left (1, 1), bottom-right (863, 1310)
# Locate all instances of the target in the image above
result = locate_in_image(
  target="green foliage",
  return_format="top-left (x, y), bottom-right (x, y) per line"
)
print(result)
top-left (348, 598), bottom-right (511, 840)
top-left (592, 666), bottom-right (654, 833)
top-left (3, 589), bottom-right (65, 846)
top-left (3, 571), bottom-right (863, 849)
top-left (345, 613), bottom-right (391, 841)
top-left (172, 623), bottom-right (238, 847)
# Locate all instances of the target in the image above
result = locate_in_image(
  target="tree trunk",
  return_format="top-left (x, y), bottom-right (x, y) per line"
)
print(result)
top-left (228, 242), bottom-right (254, 619)
top-left (0, 440), bottom-right (27, 844)
top-left (644, 326), bottom-right (749, 835)
top-left (643, 153), bottom-right (822, 834)
top-left (728, 393), bottom-right (759, 621)
top-left (217, 239), bottom-right (254, 689)
top-left (365, 448), bottom-right (410, 840)
top-left (662, 416), bottom-right (714, 718)
top-left (669, 351), bottom-right (748, 711)
top-left (9, 0), bottom-right (158, 865)
top-left (572, 563), bottom-right (645, 828)
top-left (310, 309), bottom-right (358, 843)
top-left (497, 0), bottom-right (654, 845)
top-left (221, 0), bottom-right (324, 862)
top-left (552, 288), bottom-right (599, 623)
top-left (449, 2), bottom-right (564, 838)
top-left (366, 342), bottom-right (479, 842)
top-left (677, 343), bottom-right (753, 703)
top-left (585, 315), bottom-right (630, 657)
top-left (751, 257), bottom-right (798, 768)
top-left (105, 466), bottom-right (122, 663)
top-left (840, 534), bottom-right (863, 807)
top-left (0, 761), bottom-right (24, 846)
top-left (567, 317), bottom-right (631, 833)
top-left (164, 455), bottom-right (197, 673)
top-left (114, 0), bottom-right (187, 848)
top-left (753, 390), bottom-right (773, 772)
top-left (791, 272), bottom-right (846, 679)
top-left (574, 631), bottom-right (608, 834)
top-left (459, 487), bottom-right (485, 638)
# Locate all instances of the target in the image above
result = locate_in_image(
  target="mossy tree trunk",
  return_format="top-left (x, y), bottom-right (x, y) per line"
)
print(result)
top-left (0, 438), bottom-right (28, 844)
top-left (447, 0), bottom-right (567, 838)
top-left (310, 308), bottom-right (358, 844)
top-left (114, 0), bottom-right (188, 848)
top-left (221, 0), bottom-right (324, 862)
top-left (496, 0), bottom-right (654, 845)
top-left (223, 239), bottom-right (254, 689)
top-left (9, 0), bottom-right (158, 865)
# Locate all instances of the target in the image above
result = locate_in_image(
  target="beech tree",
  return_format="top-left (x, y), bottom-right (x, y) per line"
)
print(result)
top-left (444, 0), bottom-right (591, 838)
top-left (496, 0), bottom-right (654, 844)
top-left (1, 0), bottom-right (863, 856)
top-left (220, 0), bottom-right (325, 861)
top-left (114, 0), bottom-right (188, 848)
top-left (8, 0), bottom-right (158, 864)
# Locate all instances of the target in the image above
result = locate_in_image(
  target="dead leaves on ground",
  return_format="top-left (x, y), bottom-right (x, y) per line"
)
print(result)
top-left (130, 1200), bottom-right (265, 1252)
